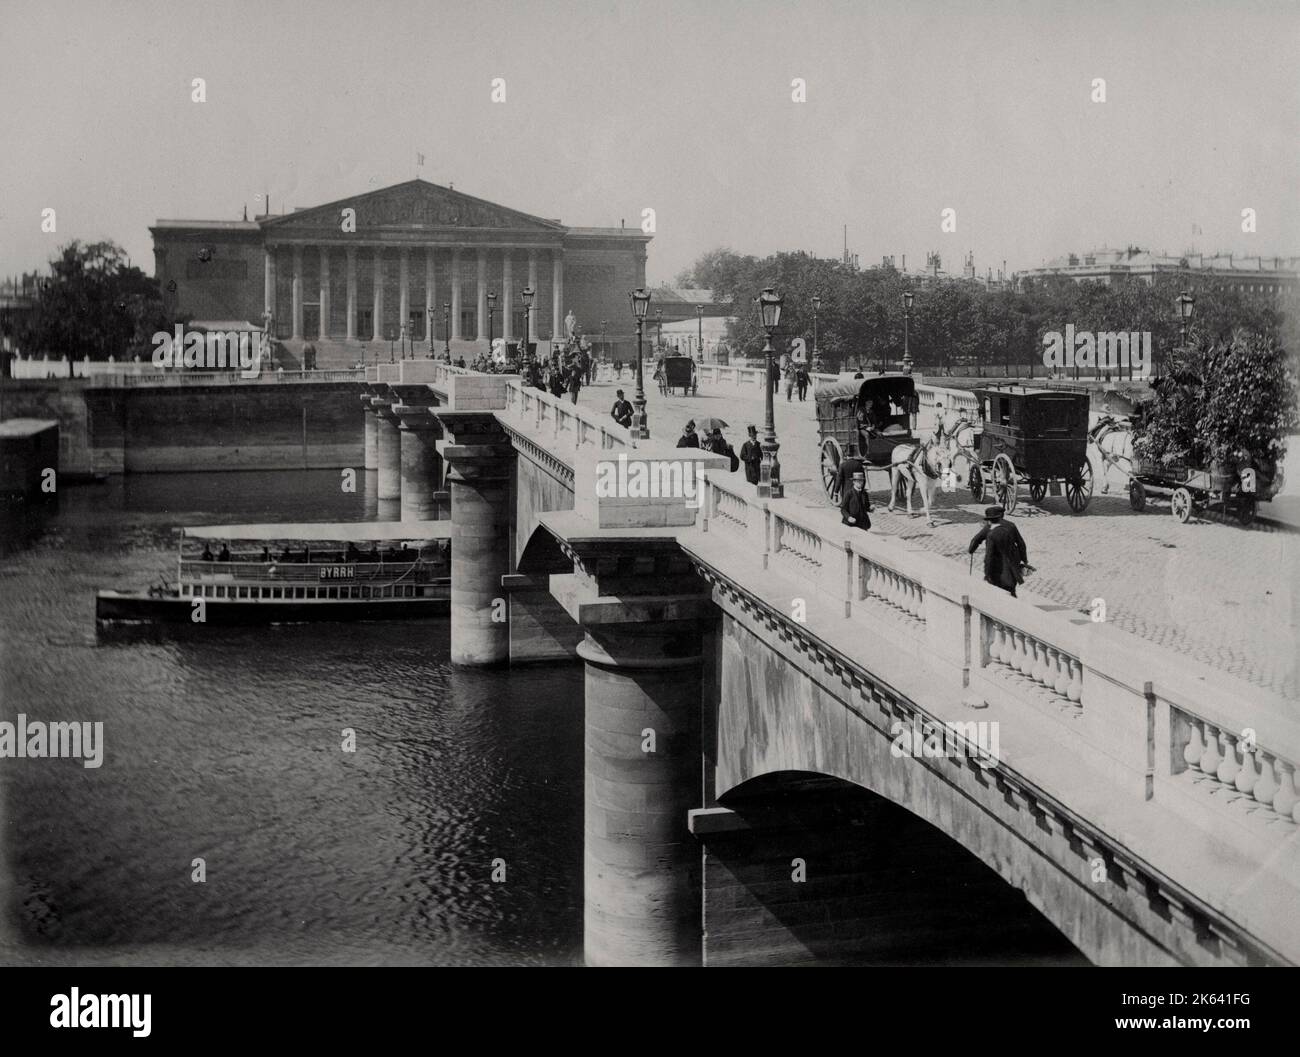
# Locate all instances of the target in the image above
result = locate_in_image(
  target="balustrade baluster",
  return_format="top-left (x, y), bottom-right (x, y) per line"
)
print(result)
top-left (1274, 763), bottom-right (1298, 817)
top-left (1252, 752), bottom-right (1277, 807)
top-left (1216, 733), bottom-right (1241, 786)
top-left (1183, 718), bottom-right (1205, 770)
top-left (1066, 659), bottom-right (1082, 703)
top-left (1031, 640), bottom-right (1047, 684)
top-left (1052, 649), bottom-right (1071, 697)
top-left (1200, 724), bottom-right (1222, 774)
top-left (1235, 742), bottom-right (1259, 796)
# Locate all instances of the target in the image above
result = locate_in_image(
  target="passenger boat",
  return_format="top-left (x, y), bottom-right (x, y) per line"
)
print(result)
top-left (95, 520), bottom-right (451, 624)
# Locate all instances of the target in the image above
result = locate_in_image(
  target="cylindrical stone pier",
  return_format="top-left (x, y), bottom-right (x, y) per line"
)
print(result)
top-left (362, 403), bottom-right (378, 471)
top-left (579, 623), bottom-right (702, 967)
top-left (396, 408), bottom-right (442, 521)
top-left (373, 399), bottom-right (402, 502)
top-left (438, 416), bottom-right (514, 666)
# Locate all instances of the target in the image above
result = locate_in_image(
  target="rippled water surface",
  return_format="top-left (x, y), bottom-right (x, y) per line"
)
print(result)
top-left (0, 471), bottom-right (584, 965)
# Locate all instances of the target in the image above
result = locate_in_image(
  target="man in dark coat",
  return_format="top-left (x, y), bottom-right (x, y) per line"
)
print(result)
top-left (676, 420), bottom-right (700, 448)
top-left (834, 454), bottom-right (865, 501)
top-left (967, 505), bottom-right (1028, 596)
top-left (610, 389), bottom-right (633, 429)
top-left (739, 425), bottom-right (762, 485)
top-left (840, 470), bottom-right (872, 531)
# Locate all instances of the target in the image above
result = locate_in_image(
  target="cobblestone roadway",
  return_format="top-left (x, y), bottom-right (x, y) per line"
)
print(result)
top-left (576, 374), bottom-right (1299, 704)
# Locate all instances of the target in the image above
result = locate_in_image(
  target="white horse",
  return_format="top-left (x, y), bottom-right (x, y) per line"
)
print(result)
top-left (888, 438), bottom-right (964, 526)
top-left (1088, 415), bottom-right (1134, 494)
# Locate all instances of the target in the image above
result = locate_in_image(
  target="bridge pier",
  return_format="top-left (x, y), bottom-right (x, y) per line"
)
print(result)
top-left (393, 385), bottom-right (445, 522)
top-left (361, 391), bottom-right (378, 471)
top-left (535, 518), bottom-right (718, 966)
top-left (437, 411), bottom-right (515, 666)
top-left (372, 397), bottom-right (402, 502)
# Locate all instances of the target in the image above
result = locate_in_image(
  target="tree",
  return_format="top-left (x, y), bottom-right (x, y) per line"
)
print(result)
top-left (21, 241), bottom-right (171, 361)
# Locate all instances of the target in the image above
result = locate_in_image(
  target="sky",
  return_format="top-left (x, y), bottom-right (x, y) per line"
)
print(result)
top-left (1, 0), bottom-right (1297, 287)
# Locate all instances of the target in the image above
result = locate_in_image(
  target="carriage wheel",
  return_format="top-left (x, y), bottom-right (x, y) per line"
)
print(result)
top-left (1237, 495), bottom-right (1257, 526)
top-left (969, 464), bottom-right (986, 502)
top-left (1128, 479), bottom-right (1146, 512)
top-left (1028, 479), bottom-right (1047, 503)
top-left (1065, 460), bottom-right (1093, 513)
top-left (820, 439), bottom-right (843, 501)
top-left (993, 453), bottom-right (1018, 515)
top-left (1171, 487), bottom-right (1194, 523)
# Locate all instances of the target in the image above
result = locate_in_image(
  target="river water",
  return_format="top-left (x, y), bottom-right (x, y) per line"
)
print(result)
top-left (0, 471), bottom-right (584, 966)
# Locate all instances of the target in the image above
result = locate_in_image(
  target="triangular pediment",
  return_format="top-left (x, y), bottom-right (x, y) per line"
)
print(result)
top-left (262, 179), bottom-right (565, 233)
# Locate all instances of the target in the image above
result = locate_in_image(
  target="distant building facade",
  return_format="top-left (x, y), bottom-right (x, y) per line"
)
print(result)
top-left (150, 179), bottom-right (651, 365)
top-left (1021, 248), bottom-right (1299, 296)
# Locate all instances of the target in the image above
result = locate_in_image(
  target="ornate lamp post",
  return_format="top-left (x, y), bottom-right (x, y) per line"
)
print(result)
top-left (811, 295), bottom-right (822, 372)
top-left (696, 304), bottom-right (704, 359)
top-left (388, 325), bottom-right (395, 364)
top-left (655, 308), bottom-right (663, 350)
top-left (426, 306), bottom-right (436, 358)
top-left (901, 291), bottom-right (914, 374)
top-left (600, 319), bottom-right (607, 364)
top-left (442, 302), bottom-right (451, 361)
top-left (1174, 291), bottom-right (1195, 377)
top-left (756, 286), bottom-right (784, 498)
top-left (487, 290), bottom-right (497, 365)
top-left (630, 288), bottom-right (651, 438)
top-left (521, 285), bottom-right (535, 367)
top-left (399, 323), bottom-right (409, 361)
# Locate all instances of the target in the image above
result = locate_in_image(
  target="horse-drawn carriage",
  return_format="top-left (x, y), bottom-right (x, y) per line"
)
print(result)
top-left (656, 354), bottom-right (697, 396)
top-left (817, 373), bottom-right (920, 499)
top-left (968, 385), bottom-right (1093, 514)
top-left (1127, 458), bottom-right (1279, 525)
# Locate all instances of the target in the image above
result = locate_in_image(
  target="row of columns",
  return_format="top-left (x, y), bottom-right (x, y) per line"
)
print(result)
top-left (362, 386), bottom-right (447, 523)
top-left (266, 245), bottom-right (559, 343)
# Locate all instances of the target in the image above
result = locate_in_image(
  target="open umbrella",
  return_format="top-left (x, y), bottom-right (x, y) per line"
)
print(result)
top-left (695, 416), bottom-right (729, 434)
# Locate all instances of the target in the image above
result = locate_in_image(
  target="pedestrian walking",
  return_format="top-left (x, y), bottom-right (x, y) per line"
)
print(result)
top-left (967, 505), bottom-right (1029, 597)
top-left (840, 470), bottom-right (872, 531)
top-left (676, 420), bottom-right (700, 448)
top-left (567, 361), bottom-right (583, 404)
top-left (610, 389), bottom-right (633, 429)
top-left (739, 425), bottom-right (762, 485)
top-left (796, 364), bottom-right (809, 401)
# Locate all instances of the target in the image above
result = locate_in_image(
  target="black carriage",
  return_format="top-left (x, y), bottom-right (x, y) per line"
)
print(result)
top-left (657, 355), bottom-right (697, 396)
top-left (969, 385), bottom-right (1093, 514)
top-left (817, 373), bottom-right (920, 498)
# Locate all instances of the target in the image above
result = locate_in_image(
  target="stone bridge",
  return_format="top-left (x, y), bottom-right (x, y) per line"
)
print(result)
top-left (356, 364), bottom-right (1299, 967)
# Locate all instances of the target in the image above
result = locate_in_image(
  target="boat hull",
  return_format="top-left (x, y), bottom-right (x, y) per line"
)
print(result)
top-left (95, 589), bottom-right (449, 625)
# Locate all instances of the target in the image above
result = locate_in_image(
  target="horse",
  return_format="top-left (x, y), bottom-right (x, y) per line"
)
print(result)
top-left (1087, 415), bottom-right (1134, 494)
top-left (888, 438), bottom-right (964, 526)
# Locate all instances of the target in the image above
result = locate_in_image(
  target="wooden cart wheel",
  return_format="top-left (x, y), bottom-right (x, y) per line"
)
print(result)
top-left (1171, 486), bottom-right (1194, 523)
top-left (820, 438), bottom-right (843, 501)
top-left (1128, 479), bottom-right (1146, 511)
top-left (1065, 460), bottom-right (1093, 513)
top-left (993, 453), bottom-right (1018, 515)
top-left (969, 463), bottom-right (986, 502)
top-left (1237, 495), bottom-right (1257, 526)
top-left (1028, 479), bottom-right (1047, 503)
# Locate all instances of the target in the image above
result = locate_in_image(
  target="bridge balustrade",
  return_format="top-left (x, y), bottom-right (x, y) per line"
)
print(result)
top-left (698, 468), bottom-right (1300, 845)
top-left (502, 380), bottom-right (634, 452)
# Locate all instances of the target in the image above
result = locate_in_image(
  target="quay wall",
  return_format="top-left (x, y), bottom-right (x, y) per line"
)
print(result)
top-left (1, 381), bottom-right (363, 474)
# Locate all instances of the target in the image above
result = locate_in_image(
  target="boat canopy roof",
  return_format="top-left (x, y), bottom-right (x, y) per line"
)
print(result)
top-left (183, 520), bottom-right (452, 542)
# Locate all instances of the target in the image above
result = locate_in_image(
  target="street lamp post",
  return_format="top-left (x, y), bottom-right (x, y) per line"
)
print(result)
top-left (696, 304), bottom-right (704, 360)
top-left (1175, 291), bottom-right (1196, 377)
top-left (600, 320), bottom-right (607, 366)
top-left (427, 306), bottom-right (436, 358)
top-left (812, 295), bottom-right (822, 372)
top-left (655, 308), bottom-right (663, 351)
top-left (756, 287), bottom-right (784, 499)
top-left (901, 291), bottom-right (914, 374)
top-left (630, 288), bottom-right (651, 439)
top-left (521, 286), bottom-right (535, 368)
top-left (442, 303), bottom-right (451, 361)
top-left (487, 291), bottom-right (497, 366)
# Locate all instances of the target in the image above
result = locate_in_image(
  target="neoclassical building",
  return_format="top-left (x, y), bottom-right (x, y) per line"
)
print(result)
top-left (151, 179), bottom-right (651, 366)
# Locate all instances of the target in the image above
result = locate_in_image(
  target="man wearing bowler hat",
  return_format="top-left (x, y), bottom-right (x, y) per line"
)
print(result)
top-left (968, 505), bottom-right (1028, 596)
top-left (841, 469), bottom-right (872, 532)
